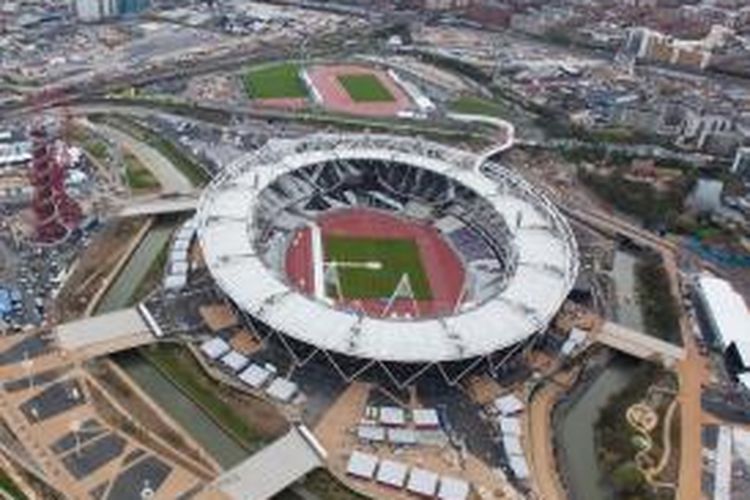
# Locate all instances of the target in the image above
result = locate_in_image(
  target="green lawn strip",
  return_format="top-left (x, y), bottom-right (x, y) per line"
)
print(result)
top-left (324, 235), bottom-right (431, 300)
top-left (140, 344), bottom-right (262, 451)
top-left (337, 74), bottom-right (394, 102)
top-left (449, 95), bottom-right (512, 118)
top-left (301, 469), bottom-right (368, 500)
top-left (123, 152), bottom-right (160, 191)
top-left (635, 256), bottom-right (682, 345)
top-left (243, 63), bottom-right (307, 99)
top-left (0, 470), bottom-right (27, 500)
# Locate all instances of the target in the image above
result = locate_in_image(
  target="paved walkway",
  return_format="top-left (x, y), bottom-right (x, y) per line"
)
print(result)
top-left (527, 377), bottom-right (569, 500)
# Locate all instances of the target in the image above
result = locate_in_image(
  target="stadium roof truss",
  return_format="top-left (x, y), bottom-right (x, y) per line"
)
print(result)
top-left (197, 134), bottom-right (579, 381)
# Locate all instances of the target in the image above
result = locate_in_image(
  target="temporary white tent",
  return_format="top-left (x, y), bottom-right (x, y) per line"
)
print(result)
top-left (239, 364), bottom-right (272, 389)
top-left (266, 378), bottom-right (298, 403)
top-left (200, 337), bottom-right (230, 360)
top-left (499, 416), bottom-right (522, 436)
top-left (437, 476), bottom-right (470, 500)
top-left (493, 394), bottom-right (524, 415)
top-left (387, 428), bottom-right (417, 445)
top-left (406, 468), bottom-right (438, 497)
top-left (357, 425), bottom-right (386, 443)
top-left (346, 451), bottom-right (377, 480)
top-left (412, 408), bottom-right (440, 428)
top-left (220, 350), bottom-right (249, 373)
top-left (376, 459), bottom-right (408, 488)
top-left (379, 406), bottom-right (406, 426)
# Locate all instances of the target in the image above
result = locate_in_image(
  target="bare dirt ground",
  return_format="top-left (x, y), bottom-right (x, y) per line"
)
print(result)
top-left (198, 304), bottom-right (238, 332)
top-left (527, 372), bottom-right (577, 500)
top-left (54, 217), bottom-right (147, 321)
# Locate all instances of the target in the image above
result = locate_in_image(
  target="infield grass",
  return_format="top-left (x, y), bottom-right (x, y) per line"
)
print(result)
top-left (243, 63), bottom-right (308, 99)
top-left (324, 235), bottom-right (431, 300)
top-left (337, 73), bottom-right (395, 103)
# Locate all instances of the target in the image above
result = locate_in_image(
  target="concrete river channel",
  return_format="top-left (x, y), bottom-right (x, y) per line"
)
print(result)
top-left (555, 249), bottom-right (645, 500)
top-left (95, 218), bottom-right (248, 469)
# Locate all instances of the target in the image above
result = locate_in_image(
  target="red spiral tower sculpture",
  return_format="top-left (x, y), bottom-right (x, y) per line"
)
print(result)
top-left (29, 126), bottom-right (81, 245)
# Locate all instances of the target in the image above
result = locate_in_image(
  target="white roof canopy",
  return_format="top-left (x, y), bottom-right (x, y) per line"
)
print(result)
top-left (198, 134), bottom-right (578, 363)
top-left (697, 273), bottom-right (750, 365)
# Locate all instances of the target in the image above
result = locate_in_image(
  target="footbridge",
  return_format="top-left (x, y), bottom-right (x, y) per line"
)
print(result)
top-left (54, 305), bottom-right (164, 360)
top-left (447, 112), bottom-right (515, 168)
top-left (115, 192), bottom-right (200, 218)
top-left (197, 425), bottom-right (326, 500)
top-left (596, 321), bottom-right (685, 367)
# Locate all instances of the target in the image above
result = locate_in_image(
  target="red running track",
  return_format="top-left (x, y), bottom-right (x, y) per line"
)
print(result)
top-left (306, 64), bottom-right (412, 117)
top-left (284, 208), bottom-right (466, 318)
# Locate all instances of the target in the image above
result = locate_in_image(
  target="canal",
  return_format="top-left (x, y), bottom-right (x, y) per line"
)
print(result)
top-left (96, 217), bottom-right (249, 469)
top-left (556, 354), bottom-right (642, 500)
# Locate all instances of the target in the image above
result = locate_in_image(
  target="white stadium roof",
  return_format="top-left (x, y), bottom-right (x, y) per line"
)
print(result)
top-left (197, 134), bottom-right (578, 363)
top-left (696, 273), bottom-right (750, 365)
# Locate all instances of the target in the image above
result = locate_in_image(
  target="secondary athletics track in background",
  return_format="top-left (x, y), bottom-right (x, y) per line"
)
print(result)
top-left (306, 65), bottom-right (412, 117)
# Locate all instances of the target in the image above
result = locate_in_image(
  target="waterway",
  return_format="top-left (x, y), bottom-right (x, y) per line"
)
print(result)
top-left (96, 218), bottom-right (248, 469)
top-left (95, 222), bottom-right (173, 314)
top-left (556, 354), bottom-right (641, 500)
top-left (609, 250), bottom-right (645, 331)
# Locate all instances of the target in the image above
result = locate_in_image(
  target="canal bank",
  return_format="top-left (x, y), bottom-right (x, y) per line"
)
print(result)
top-left (94, 217), bottom-right (250, 469)
top-left (553, 351), bottom-right (643, 500)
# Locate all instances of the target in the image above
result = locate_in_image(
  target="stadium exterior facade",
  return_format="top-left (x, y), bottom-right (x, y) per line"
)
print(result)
top-left (196, 134), bottom-right (579, 387)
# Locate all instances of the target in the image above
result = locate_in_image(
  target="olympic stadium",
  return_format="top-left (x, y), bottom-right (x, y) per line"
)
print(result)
top-left (196, 134), bottom-right (579, 387)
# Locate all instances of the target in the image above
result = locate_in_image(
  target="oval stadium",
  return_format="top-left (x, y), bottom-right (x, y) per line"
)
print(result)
top-left (196, 134), bottom-right (578, 386)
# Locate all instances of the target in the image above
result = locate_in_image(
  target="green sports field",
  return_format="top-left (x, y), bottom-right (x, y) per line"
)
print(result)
top-left (324, 235), bottom-right (431, 300)
top-left (337, 74), bottom-right (395, 103)
top-left (242, 63), bottom-right (308, 99)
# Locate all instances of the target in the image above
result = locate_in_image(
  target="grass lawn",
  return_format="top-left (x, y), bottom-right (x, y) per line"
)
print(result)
top-left (324, 235), bottom-right (431, 300)
top-left (0, 469), bottom-right (27, 500)
top-left (141, 344), bottom-right (263, 450)
top-left (123, 151), bottom-right (160, 191)
top-left (449, 95), bottom-right (512, 118)
top-left (337, 73), bottom-right (394, 103)
top-left (243, 63), bottom-right (307, 99)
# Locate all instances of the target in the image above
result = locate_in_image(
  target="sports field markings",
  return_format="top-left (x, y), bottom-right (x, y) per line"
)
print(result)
top-left (323, 235), bottom-right (431, 300)
top-left (242, 63), bottom-right (308, 99)
top-left (336, 73), bottom-right (395, 103)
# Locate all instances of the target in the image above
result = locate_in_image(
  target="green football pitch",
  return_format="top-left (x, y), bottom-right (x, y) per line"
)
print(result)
top-left (324, 235), bottom-right (431, 300)
top-left (242, 63), bottom-right (308, 99)
top-left (337, 73), bottom-right (395, 103)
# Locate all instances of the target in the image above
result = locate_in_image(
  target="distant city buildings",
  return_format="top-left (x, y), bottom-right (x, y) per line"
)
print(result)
top-left (72, 0), bottom-right (150, 22)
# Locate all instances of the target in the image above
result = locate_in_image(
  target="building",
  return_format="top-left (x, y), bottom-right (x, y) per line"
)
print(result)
top-left (694, 273), bottom-right (750, 375)
top-left (196, 134), bottom-right (578, 387)
top-left (73, 0), bottom-right (149, 21)
top-left (0, 130), bottom-right (31, 167)
top-left (732, 146), bottom-right (750, 176)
